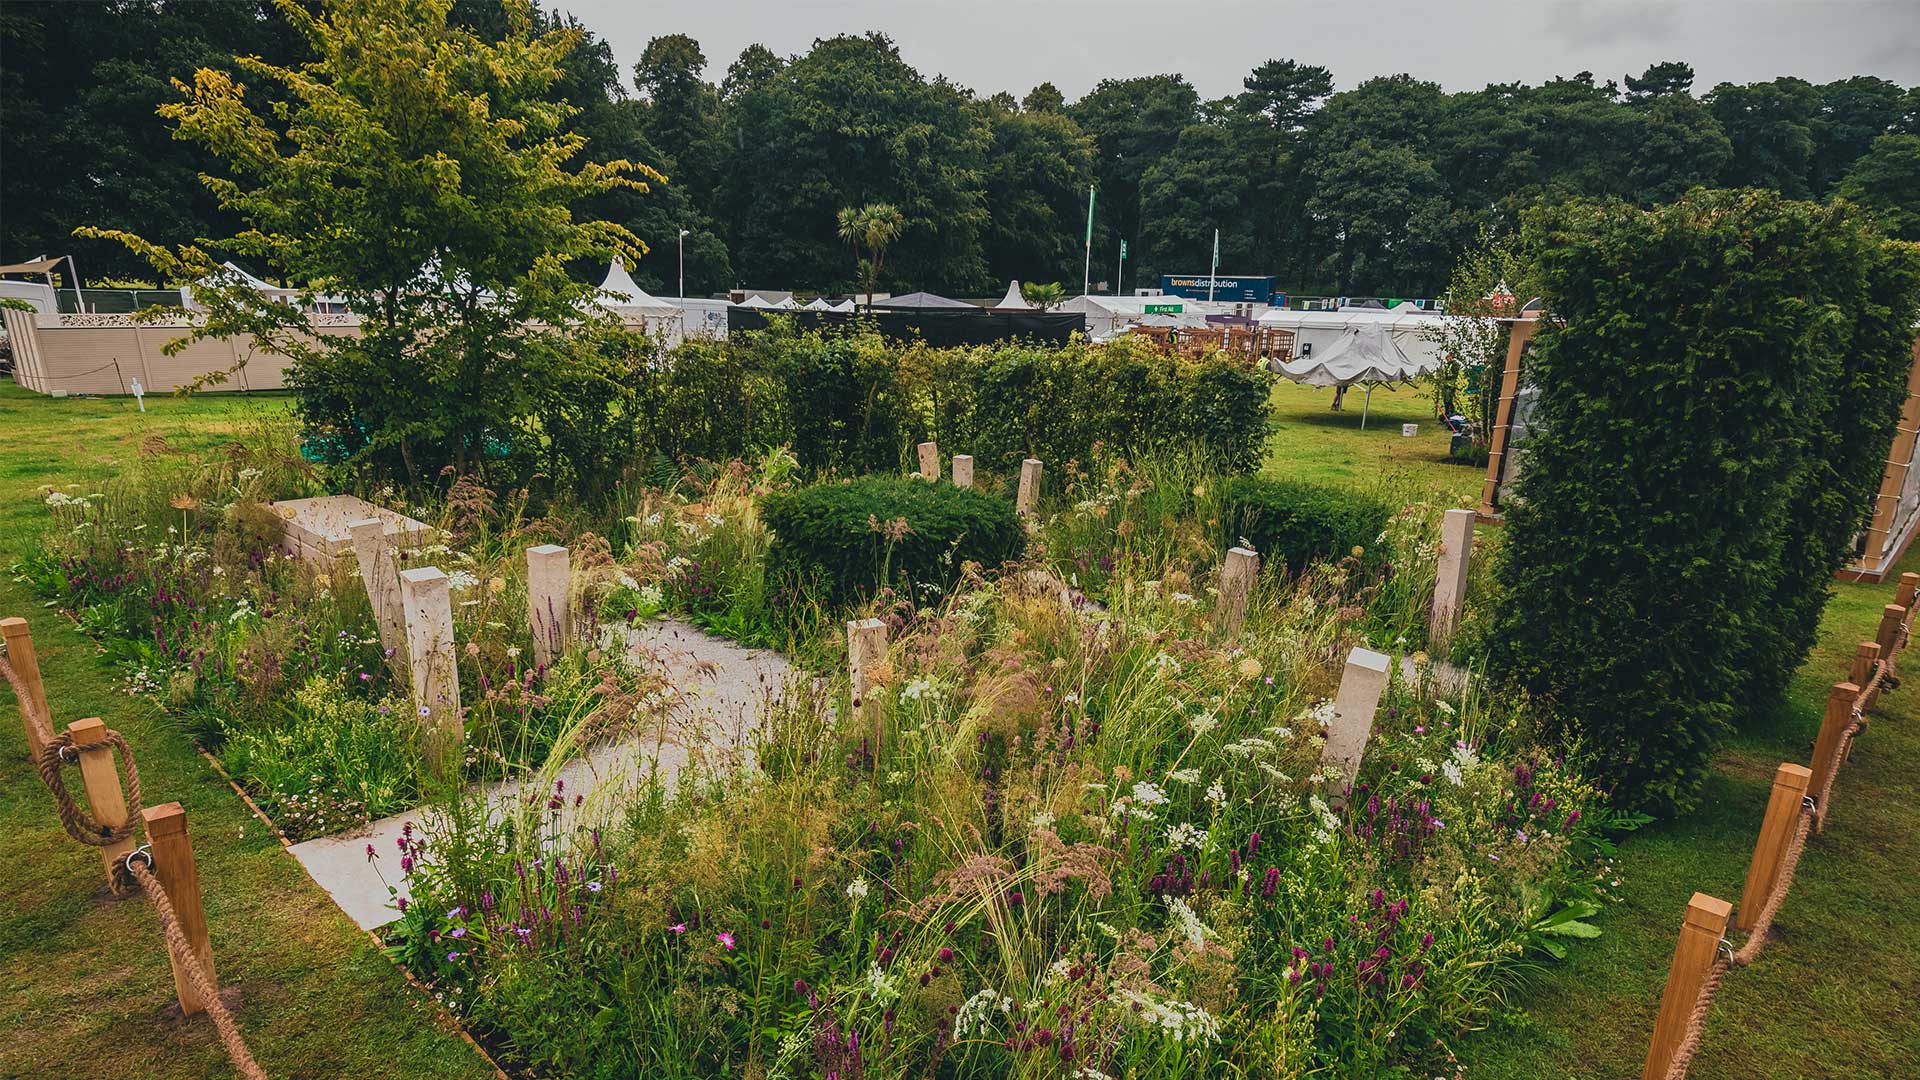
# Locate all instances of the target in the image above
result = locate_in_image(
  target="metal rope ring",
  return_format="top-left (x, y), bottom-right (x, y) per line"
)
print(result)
top-left (1801, 795), bottom-right (1817, 813)
top-left (57, 742), bottom-right (80, 764)
top-left (123, 845), bottom-right (153, 875)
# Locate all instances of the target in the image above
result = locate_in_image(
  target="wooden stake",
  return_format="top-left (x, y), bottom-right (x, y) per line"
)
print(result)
top-left (67, 717), bottom-right (135, 889)
top-left (1217, 547), bottom-right (1259, 637)
top-left (1876, 603), bottom-right (1907, 661)
top-left (951, 454), bottom-right (975, 489)
top-left (1, 616), bottom-right (51, 760)
top-left (398, 567), bottom-right (462, 776)
top-left (916, 441), bottom-right (940, 481)
top-left (847, 618), bottom-right (888, 757)
top-left (1319, 646), bottom-right (1392, 788)
top-left (1016, 459), bottom-right (1042, 516)
top-left (1641, 893), bottom-right (1732, 1080)
top-left (1897, 571), bottom-right (1920, 613)
top-left (142, 801), bottom-right (214, 1015)
top-left (525, 544), bottom-right (572, 670)
top-left (1734, 762), bottom-right (1811, 932)
top-left (1808, 681), bottom-right (1858, 832)
top-left (1428, 508), bottom-right (1477, 647)
top-left (1852, 641), bottom-right (1882, 712)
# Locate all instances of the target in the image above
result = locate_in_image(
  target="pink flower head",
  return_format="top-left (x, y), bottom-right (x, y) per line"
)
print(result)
top-left (669, 922), bottom-right (687, 934)
top-left (716, 931), bottom-right (736, 950)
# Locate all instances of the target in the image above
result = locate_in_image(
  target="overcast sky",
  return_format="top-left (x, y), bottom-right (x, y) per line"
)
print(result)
top-left (555, 0), bottom-right (1919, 101)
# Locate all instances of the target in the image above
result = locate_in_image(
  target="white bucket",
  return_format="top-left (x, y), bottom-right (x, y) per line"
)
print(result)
top-left (1401, 423), bottom-right (1418, 437)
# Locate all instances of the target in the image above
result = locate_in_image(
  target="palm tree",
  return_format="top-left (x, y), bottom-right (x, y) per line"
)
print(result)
top-left (836, 203), bottom-right (906, 310)
top-left (1021, 281), bottom-right (1067, 311)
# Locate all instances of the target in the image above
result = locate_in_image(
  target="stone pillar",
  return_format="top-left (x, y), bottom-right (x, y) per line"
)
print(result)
top-left (1016, 458), bottom-right (1043, 516)
top-left (917, 441), bottom-right (940, 481)
top-left (1319, 646), bottom-right (1392, 787)
top-left (348, 518), bottom-right (406, 671)
top-left (1217, 547), bottom-right (1259, 637)
top-left (526, 544), bottom-right (572, 669)
top-left (951, 454), bottom-right (975, 489)
top-left (847, 618), bottom-right (888, 754)
top-left (1428, 508), bottom-right (1477, 647)
top-left (399, 567), bottom-right (462, 774)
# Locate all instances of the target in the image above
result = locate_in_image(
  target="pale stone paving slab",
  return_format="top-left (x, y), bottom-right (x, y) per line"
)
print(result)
top-left (289, 618), bottom-right (793, 930)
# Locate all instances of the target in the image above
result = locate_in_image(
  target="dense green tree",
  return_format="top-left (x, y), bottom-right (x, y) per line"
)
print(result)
top-left (1623, 60), bottom-right (1695, 105)
top-left (1022, 81), bottom-right (1065, 113)
top-left (1708, 77), bottom-right (1821, 195)
top-left (722, 34), bottom-right (990, 293)
top-left (1836, 134), bottom-right (1920, 240)
top-left (1808, 75), bottom-right (1909, 194)
top-left (981, 103), bottom-right (1097, 286)
top-left (1069, 75), bottom-right (1200, 287)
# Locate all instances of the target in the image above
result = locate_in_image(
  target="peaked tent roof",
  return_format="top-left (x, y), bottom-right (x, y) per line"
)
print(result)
top-left (802, 297), bottom-right (832, 310)
top-left (1271, 324), bottom-right (1435, 388)
top-left (737, 295), bottom-right (775, 308)
top-left (995, 280), bottom-right (1032, 309)
top-left (830, 300), bottom-right (857, 313)
top-left (869, 291), bottom-right (973, 310)
top-left (596, 257), bottom-right (680, 314)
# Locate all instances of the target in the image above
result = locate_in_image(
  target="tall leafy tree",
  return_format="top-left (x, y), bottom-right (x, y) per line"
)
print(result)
top-left (1069, 74), bottom-right (1200, 283)
top-left (1708, 77), bottom-right (1821, 196)
top-left (722, 34), bottom-right (990, 292)
top-left (85, 0), bottom-right (656, 486)
top-left (981, 101), bottom-right (1096, 286)
top-left (1836, 134), bottom-right (1920, 240)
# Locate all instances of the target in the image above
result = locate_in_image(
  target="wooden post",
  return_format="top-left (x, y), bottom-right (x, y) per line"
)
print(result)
top-left (1, 616), bottom-right (52, 760)
top-left (1478, 317), bottom-right (1537, 518)
top-left (1852, 641), bottom-right (1882, 712)
top-left (67, 717), bottom-right (135, 889)
top-left (1428, 508), bottom-right (1476, 646)
top-left (398, 567), bottom-right (462, 775)
top-left (1898, 571), bottom-right (1920, 612)
top-left (1808, 681), bottom-right (1858, 832)
top-left (1875, 603), bottom-right (1906, 661)
top-left (1319, 646), bottom-right (1392, 787)
top-left (525, 544), bottom-right (572, 669)
top-left (1641, 893), bottom-right (1732, 1080)
top-left (916, 441), bottom-right (940, 481)
top-left (1016, 459), bottom-right (1042, 516)
top-left (142, 801), bottom-right (214, 1015)
top-left (1734, 762), bottom-right (1812, 932)
top-left (951, 454), bottom-right (975, 489)
top-left (847, 618), bottom-right (887, 755)
top-left (347, 519), bottom-right (406, 672)
top-left (1217, 547), bottom-right (1259, 637)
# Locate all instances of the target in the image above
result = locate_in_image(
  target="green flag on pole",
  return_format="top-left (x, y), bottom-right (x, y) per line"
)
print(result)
top-left (1085, 187), bottom-right (1096, 244)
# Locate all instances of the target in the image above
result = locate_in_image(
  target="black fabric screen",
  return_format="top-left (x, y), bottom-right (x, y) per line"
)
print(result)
top-left (726, 308), bottom-right (1083, 346)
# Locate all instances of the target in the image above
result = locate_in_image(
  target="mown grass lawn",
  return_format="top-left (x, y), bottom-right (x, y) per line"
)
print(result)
top-left (0, 384), bottom-right (493, 1080)
top-left (1, 377), bottom-right (1910, 1078)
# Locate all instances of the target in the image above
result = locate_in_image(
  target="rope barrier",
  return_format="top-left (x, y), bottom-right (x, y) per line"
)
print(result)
top-left (1659, 609), bottom-right (1908, 1080)
top-left (4, 651), bottom-right (267, 1078)
top-left (127, 856), bottom-right (268, 1080)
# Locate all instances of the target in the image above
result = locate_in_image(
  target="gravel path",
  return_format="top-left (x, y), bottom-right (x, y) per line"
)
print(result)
top-left (289, 618), bottom-right (794, 929)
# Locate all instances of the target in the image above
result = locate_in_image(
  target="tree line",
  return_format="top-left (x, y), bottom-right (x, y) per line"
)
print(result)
top-left (4, 1), bottom-right (1917, 300)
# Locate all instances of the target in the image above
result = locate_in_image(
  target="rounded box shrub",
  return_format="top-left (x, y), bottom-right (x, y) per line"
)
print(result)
top-left (761, 476), bottom-right (1025, 606)
top-left (1223, 476), bottom-right (1391, 576)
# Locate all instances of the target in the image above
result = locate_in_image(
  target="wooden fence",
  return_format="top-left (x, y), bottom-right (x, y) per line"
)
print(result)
top-left (1641, 571), bottom-right (1917, 1080)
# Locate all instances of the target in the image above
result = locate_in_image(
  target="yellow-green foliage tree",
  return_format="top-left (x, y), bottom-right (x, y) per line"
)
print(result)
top-left (85, 0), bottom-right (662, 488)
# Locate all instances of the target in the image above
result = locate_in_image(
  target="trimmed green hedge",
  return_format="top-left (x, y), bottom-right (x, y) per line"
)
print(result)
top-left (629, 324), bottom-right (1272, 480)
top-left (762, 476), bottom-right (1025, 605)
top-left (1222, 476), bottom-right (1391, 576)
top-left (1486, 189), bottom-right (1920, 815)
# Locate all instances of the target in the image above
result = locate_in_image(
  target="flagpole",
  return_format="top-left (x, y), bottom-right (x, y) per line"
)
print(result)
top-left (1115, 239), bottom-right (1125, 297)
top-left (1082, 186), bottom-right (1095, 296)
top-left (1208, 229), bottom-right (1219, 303)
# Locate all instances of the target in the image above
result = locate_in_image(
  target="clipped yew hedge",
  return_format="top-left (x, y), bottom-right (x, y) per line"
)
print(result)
top-left (761, 476), bottom-right (1025, 605)
top-left (1487, 189), bottom-right (1920, 815)
top-left (1222, 476), bottom-right (1391, 577)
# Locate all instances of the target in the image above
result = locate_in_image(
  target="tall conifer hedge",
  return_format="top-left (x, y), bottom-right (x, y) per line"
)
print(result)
top-left (1488, 189), bottom-right (1920, 814)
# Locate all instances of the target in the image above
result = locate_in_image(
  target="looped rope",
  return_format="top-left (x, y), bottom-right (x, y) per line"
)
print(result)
top-left (34, 729), bottom-right (145, 891)
top-left (125, 858), bottom-right (268, 1080)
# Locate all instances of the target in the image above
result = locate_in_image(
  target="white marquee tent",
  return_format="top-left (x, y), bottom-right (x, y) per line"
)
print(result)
top-left (1270, 323), bottom-right (1438, 428)
top-left (995, 280), bottom-right (1032, 309)
top-left (1256, 305), bottom-right (1449, 368)
top-left (595, 257), bottom-right (681, 317)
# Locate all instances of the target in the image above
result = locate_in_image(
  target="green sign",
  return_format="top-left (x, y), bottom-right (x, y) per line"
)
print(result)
top-left (1144, 302), bottom-right (1182, 314)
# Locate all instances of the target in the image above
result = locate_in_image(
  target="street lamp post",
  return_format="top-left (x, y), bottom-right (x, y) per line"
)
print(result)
top-left (678, 229), bottom-right (690, 299)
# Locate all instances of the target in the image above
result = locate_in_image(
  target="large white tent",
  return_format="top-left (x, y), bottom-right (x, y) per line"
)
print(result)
top-left (1256, 305), bottom-right (1449, 367)
top-left (1270, 323), bottom-right (1437, 428)
top-left (995, 280), bottom-right (1032, 309)
top-left (596, 257), bottom-right (681, 316)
